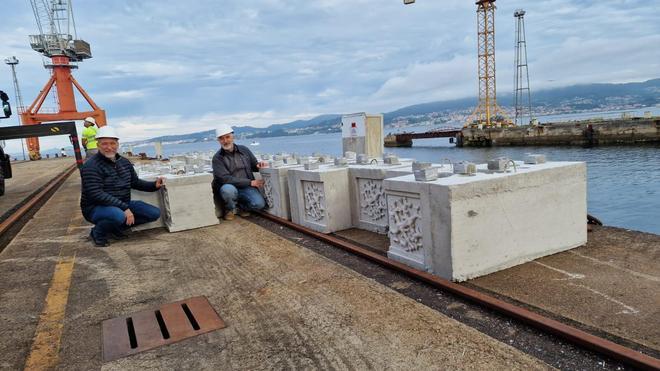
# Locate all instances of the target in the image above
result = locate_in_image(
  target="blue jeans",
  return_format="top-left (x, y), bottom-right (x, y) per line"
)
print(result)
top-left (220, 184), bottom-right (266, 212)
top-left (90, 200), bottom-right (161, 241)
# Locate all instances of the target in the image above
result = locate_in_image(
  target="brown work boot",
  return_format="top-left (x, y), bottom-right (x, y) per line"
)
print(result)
top-left (224, 211), bottom-right (235, 221)
top-left (238, 209), bottom-right (250, 217)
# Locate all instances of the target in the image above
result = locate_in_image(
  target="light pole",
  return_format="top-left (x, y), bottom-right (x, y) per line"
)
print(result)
top-left (4, 56), bottom-right (27, 160)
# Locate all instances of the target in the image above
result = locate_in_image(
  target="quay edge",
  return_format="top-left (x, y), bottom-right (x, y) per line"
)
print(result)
top-left (460, 116), bottom-right (660, 147)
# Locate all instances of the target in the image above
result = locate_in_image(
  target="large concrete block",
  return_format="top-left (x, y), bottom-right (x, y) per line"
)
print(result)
top-left (384, 162), bottom-right (587, 281)
top-left (287, 166), bottom-right (351, 233)
top-left (259, 163), bottom-right (303, 220)
top-left (161, 173), bottom-right (219, 232)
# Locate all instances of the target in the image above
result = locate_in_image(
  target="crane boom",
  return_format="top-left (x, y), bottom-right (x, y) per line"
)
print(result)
top-left (21, 0), bottom-right (105, 160)
top-left (28, 0), bottom-right (90, 61)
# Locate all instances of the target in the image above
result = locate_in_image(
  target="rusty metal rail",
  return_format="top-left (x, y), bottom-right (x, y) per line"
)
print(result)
top-left (0, 163), bottom-right (77, 237)
top-left (257, 211), bottom-right (660, 371)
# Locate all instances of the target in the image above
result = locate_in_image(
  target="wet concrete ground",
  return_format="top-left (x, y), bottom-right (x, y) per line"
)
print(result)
top-left (0, 175), bottom-right (550, 370)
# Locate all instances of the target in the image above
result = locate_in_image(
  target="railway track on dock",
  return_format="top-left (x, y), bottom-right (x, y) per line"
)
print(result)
top-left (255, 212), bottom-right (660, 371)
top-left (0, 163), bottom-right (77, 252)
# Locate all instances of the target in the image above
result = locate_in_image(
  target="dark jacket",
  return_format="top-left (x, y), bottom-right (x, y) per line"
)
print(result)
top-left (212, 144), bottom-right (258, 188)
top-left (80, 152), bottom-right (157, 220)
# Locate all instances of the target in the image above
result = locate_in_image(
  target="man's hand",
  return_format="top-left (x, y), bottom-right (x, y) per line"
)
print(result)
top-left (124, 209), bottom-right (135, 226)
top-left (155, 177), bottom-right (165, 189)
top-left (251, 179), bottom-right (265, 188)
top-left (257, 161), bottom-right (269, 169)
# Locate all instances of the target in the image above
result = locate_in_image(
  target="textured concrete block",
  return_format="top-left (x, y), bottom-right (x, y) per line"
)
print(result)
top-left (287, 166), bottom-right (351, 233)
top-left (260, 164), bottom-right (303, 220)
top-left (161, 173), bottom-right (219, 232)
top-left (382, 177), bottom-right (434, 271)
top-left (348, 163), bottom-right (413, 234)
top-left (385, 162), bottom-right (587, 281)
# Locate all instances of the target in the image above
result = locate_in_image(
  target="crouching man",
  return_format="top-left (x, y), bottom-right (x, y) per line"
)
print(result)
top-left (80, 126), bottom-right (163, 247)
top-left (212, 124), bottom-right (268, 221)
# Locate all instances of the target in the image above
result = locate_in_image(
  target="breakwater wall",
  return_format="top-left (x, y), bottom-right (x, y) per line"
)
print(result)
top-left (460, 117), bottom-right (660, 147)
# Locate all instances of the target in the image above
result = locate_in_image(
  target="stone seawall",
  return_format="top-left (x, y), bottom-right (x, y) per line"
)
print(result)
top-left (460, 117), bottom-right (660, 146)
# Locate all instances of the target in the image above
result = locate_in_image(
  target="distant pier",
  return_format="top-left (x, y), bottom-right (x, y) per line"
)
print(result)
top-left (386, 116), bottom-right (660, 147)
top-left (384, 127), bottom-right (462, 147)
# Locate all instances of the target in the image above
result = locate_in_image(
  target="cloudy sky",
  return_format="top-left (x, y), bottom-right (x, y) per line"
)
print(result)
top-left (1, 0), bottom-right (658, 154)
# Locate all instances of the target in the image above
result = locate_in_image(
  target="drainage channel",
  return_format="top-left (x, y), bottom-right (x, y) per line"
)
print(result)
top-left (0, 164), bottom-right (77, 253)
top-left (252, 213), bottom-right (660, 371)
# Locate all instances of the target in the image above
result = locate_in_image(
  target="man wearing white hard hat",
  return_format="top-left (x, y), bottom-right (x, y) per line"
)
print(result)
top-left (80, 126), bottom-right (164, 247)
top-left (82, 116), bottom-right (98, 158)
top-left (212, 124), bottom-right (268, 220)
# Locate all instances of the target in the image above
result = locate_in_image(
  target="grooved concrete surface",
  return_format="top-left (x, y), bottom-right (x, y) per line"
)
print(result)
top-left (0, 175), bottom-right (550, 370)
top-left (0, 157), bottom-right (73, 217)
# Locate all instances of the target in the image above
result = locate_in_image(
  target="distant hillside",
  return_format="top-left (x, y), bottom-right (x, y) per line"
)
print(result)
top-left (126, 78), bottom-right (659, 145)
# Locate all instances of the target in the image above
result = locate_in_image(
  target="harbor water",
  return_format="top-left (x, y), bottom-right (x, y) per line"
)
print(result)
top-left (145, 130), bottom-right (660, 235)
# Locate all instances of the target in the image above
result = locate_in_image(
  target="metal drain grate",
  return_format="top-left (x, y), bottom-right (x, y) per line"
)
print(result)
top-left (102, 296), bottom-right (225, 361)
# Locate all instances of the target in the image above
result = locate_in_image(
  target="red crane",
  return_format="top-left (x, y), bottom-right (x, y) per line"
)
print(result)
top-left (21, 0), bottom-right (106, 160)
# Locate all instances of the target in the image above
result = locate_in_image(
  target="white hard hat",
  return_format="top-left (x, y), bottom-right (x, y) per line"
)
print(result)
top-left (215, 124), bottom-right (234, 138)
top-left (96, 126), bottom-right (120, 140)
top-left (84, 116), bottom-right (96, 125)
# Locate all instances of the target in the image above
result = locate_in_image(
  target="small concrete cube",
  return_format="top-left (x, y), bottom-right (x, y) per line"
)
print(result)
top-left (161, 173), bottom-right (219, 232)
top-left (453, 161), bottom-right (477, 175)
top-left (487, 157), bottom-right (510, 171)
top-left (334, 157), bottom-right (348, 167)
top-left (384, 155), bottom-right (400, 165)
top-left (270, 159), bottom-right (285, 168)
top-left (304, 162), bottom-right (319, 170)
top-left (414, 167), bottom-right (439, 182)
top-left (344, 151), bottom-right (357, 160)
top-left (412, 162), bottom-right (432, 171)
top-left (525, 154), bottom-right (547, 164)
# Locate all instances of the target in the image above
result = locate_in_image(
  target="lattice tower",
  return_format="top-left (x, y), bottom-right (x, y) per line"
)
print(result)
top-left (467, 0), bottom-right (510, 128)
top-left (513, 9), bottom-right (533, 126)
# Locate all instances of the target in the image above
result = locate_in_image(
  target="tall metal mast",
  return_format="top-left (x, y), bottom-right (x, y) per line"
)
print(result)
top-left (4, 57), bottom-right (28, 160)
top-left (513, 9), bottom-right (533, 126)
top-left (466, 0), bottom-right (510, 128)
top-left (22, 0), bottom-right (106, 160)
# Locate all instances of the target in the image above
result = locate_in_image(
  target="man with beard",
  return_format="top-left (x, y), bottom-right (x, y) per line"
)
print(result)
top-left (212, 124), bottom-right (268, 221)
top-left (80, 126), bottom-right (164, 247)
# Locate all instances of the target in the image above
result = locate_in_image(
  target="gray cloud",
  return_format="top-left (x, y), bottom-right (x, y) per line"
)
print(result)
top-left (0, 0), bottom-right (657, 153)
